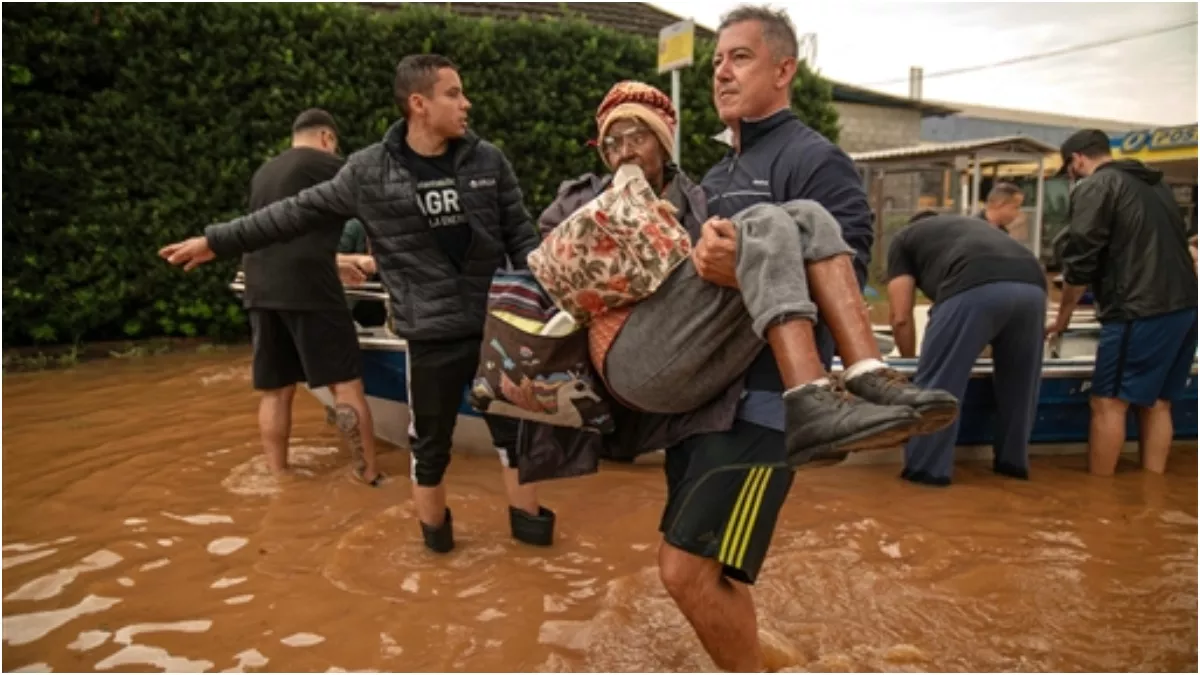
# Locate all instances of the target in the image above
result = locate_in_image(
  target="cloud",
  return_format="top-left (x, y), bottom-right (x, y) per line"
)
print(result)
top-left (652, 0), bottom-right (1197, 124)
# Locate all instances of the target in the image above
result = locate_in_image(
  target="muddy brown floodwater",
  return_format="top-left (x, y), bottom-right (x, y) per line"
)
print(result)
top-left (2, 348), bottom-right (1197, 673)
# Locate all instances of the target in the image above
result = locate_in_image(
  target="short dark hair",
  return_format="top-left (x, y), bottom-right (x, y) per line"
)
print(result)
top-left (718, 4), bottom-right (799, 62)
top-left (394, 53), bottom-right (458, 118)
top-left (909, 210), bottom-right (940, 224)
top-left (986, 182), bottom-right (1023, 206)
top-left (292, 108), bottom-right (338, 135)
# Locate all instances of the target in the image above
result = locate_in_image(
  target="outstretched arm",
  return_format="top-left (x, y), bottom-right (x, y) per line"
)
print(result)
top-left (160, 161), bottom-right (360, 270)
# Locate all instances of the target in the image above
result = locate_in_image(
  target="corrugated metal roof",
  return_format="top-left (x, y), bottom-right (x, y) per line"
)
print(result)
top-left (850, 135), bottom-right (1058, 163)
top-left (921, 100), bottom-right (1150, 131)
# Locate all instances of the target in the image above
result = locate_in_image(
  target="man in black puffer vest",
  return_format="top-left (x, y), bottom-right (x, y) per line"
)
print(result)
top-left (160, 54), bottom-right (554, 554)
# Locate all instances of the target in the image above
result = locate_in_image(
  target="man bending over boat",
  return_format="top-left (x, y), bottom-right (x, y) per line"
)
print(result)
top-left (887, 211), bottom-right (1048, 486)
top-left (159, 54), bottom-right (557, 554)
top-left (537, 81), bottom-right (959, 466)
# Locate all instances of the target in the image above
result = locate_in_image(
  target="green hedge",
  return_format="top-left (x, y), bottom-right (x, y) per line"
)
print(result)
top-left (2, 2), bottom-right (839, 346)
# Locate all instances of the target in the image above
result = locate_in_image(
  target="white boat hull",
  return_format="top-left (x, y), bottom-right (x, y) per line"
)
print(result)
top-left (306, 358), bottom-right (498, 456)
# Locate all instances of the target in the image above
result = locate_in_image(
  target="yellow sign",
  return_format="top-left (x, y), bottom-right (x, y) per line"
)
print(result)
top-left (995, 123), bottom-right (1198, 178)
top-left (658, 19), bottom-right (695, 74)
top-left (1114, 124), bottom-right (1198, 154)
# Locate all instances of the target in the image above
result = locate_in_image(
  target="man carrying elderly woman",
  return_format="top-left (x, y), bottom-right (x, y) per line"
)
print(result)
top-left (521, 80), bottom-right (958, 466)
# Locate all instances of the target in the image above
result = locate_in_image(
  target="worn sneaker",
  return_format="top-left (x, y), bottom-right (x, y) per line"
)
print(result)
top-left (843, 367), bottom-right (959, 436)
top-left (783, 383), bottom-right (922, 466)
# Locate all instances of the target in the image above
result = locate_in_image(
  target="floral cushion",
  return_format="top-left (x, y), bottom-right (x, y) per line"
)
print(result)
top-left (527, 164), bottom-right (693, 324)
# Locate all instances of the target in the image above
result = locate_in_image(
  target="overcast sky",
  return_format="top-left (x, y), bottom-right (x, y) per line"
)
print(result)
top-left (650, 0), bottom-right (1197, 125)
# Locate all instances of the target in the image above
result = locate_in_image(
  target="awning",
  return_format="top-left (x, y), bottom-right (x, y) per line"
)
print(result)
top-left (850, 135), bottom-right (1058, 168)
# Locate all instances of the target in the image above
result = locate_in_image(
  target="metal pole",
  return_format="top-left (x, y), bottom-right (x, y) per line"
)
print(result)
top-left (671, 68), bottom-right (682, 165)
top-left (970, 155), bottom-right (982, 214)
top-left (1034, 155), bottom-right (1046, 259)
top-left (872, 169), bottom-right (886, 282)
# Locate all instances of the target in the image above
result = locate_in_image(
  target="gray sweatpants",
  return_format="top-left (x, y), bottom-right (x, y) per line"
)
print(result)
top-left (605, 199), bottom-right (854, 414)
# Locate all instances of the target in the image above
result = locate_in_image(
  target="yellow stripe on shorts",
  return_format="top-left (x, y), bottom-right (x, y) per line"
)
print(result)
top-left (717, 466), bottom-right (775, 568)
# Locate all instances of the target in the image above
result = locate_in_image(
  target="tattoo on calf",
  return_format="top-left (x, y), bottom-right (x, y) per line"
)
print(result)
top-left (335, 404), bottom-right (365, 472)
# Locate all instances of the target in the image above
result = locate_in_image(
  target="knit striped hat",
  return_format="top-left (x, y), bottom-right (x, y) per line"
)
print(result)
top-left (594, 81), bottom-right (677, 167)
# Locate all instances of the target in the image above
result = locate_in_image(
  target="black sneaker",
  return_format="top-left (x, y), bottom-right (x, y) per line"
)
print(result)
top-left (420, 508), bottom-right (455, 554)
top-left (843, 367), bottom-right (959, 435)
top-left (784, 383), bottom-right (921, 466)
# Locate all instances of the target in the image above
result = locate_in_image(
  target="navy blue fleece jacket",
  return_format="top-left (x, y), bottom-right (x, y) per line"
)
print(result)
top-left (701, 109), bottom-right (875, 429)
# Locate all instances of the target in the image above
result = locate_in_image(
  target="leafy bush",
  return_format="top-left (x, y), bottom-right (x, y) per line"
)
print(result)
top-left (2, 2), bottom-right (839, 345)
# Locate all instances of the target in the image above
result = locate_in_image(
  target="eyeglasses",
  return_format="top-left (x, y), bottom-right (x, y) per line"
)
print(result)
top-left (601, 127), bottom-right (652, 154)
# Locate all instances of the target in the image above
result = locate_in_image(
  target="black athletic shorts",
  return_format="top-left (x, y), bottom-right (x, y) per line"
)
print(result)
top-left (249, 308), bottom-right (362, 391)
top-left (659, 419), bottom-right (794, 585)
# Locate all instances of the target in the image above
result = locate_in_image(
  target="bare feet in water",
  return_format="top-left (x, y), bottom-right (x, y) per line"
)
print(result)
top-left (352, 466), bottom-right (386, 488)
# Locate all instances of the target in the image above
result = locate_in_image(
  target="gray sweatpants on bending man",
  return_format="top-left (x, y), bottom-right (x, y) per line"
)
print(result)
top-left (605, 199), bottom-right (854, 414)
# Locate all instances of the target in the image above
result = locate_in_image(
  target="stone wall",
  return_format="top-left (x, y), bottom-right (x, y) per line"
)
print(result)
top-left (834, 101), bottom-right (925, 214)
top-left (833, 102), bottom-right (923, 153)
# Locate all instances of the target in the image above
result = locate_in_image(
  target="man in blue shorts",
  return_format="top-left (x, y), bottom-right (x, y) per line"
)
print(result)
top-left (1048, 128), bottom-right (1198, 476)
